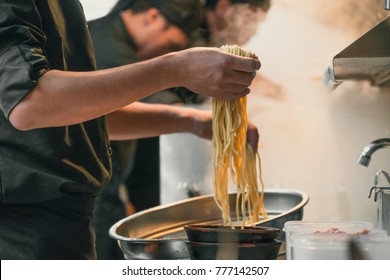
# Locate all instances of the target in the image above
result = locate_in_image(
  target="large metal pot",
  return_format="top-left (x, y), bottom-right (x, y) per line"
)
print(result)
top-left (109, 188), bottom-right (309, 259)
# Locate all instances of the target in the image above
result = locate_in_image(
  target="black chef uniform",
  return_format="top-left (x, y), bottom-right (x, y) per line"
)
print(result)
top-left (0, 0), bottom-right (112, 259)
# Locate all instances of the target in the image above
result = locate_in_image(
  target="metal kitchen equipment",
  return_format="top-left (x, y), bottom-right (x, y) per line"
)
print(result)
top-left (368, 170), bottom-right (390, 235)
top-left (324, 15), bottom-right (390, 88)
top-left (109, 188), bottom-right (309, 260)
top-left (358, 138), bottom-right (390, 235)
top-left (358, 138), bottom-right (390, 167)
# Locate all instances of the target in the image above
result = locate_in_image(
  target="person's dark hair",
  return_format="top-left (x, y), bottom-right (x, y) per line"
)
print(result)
top-left (110, 0), bottom-right (203, 38)
top-left (203, 0), bottom-right (271, 11)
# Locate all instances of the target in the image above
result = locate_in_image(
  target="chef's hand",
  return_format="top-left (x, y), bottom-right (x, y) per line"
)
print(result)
top-left (246, 120), bottom-right (260, 153)
top-left (190, 109), bottom-right (212, 140)
top-left (177, 47), bottom-right (261, 99)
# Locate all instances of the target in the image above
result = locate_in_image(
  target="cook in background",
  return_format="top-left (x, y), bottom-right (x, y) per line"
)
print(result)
top-left (0, 0), bottom-right (260, 260)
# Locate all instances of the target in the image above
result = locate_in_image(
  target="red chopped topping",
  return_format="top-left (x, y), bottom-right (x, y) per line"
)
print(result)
top-left (357, 228), bottom-right (371, 235)
top-left (313, 227), bottom-right (371, 236)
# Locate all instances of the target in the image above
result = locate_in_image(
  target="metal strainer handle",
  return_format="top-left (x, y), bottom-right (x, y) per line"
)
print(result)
top-left (368, 170), bottom-right (390, 202)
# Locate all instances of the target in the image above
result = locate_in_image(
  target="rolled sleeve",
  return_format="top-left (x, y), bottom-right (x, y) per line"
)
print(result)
top-left (0, 45), bottom-right (49, 118)
top-left (0, 1), bottom-right (50, 119)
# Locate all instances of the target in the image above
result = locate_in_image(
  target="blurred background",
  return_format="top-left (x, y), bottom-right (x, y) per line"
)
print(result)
top-left (80, 0), bottom-right (390, 225)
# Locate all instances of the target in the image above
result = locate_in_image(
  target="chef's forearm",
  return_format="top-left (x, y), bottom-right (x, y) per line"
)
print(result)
top-left (107, 102), bottom-right (211, 140)
top-left (8, 53), bottom-right (178, 131)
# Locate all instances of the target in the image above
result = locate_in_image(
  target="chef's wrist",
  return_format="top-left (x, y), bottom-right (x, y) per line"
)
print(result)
top-left (185, 108), bottom-right (212, 140)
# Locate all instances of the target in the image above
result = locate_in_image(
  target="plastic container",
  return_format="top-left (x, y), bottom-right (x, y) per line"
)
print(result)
top-left (289, 232), bottom-right (390, 260)
top-left (355, 235), bottom-right (390, 260)
top-left (283, 221), bottom-right (379, 260)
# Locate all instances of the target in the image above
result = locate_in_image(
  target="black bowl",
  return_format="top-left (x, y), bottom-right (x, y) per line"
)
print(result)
top-left (184, 224), bottom-right (280, 243)
top-left (185, 240), bottom-right (282, 260)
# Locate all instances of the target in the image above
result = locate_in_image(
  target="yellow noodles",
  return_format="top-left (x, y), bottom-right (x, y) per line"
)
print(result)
top-left (212, 45), bottom-right (267, 228)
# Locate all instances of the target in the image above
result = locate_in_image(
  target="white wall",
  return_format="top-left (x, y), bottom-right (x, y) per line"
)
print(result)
top-left (79, 0), bottom-right (116, 20)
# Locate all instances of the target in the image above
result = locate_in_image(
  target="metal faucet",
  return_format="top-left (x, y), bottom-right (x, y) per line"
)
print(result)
top-left (386, 0), bottom-right (390, 10)
top-left (358, 138), bottom-right (390, 167)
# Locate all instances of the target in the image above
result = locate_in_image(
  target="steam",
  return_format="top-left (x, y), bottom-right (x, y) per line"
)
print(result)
top-left (212, 4), bottom-right (268, 46)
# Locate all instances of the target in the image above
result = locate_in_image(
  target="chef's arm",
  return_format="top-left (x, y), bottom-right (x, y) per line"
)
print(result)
top-left (107, 102), bottom-right (212, 140)
top-left (9, 48), bottom-right (260, 131)
top-left (107, 102), bottom-right (260, 153)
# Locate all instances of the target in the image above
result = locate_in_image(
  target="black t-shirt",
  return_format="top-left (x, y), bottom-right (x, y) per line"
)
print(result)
top-left (0, 0), bottom-right (112, 203)
top-left (88, 13), bottom-right (138, 69)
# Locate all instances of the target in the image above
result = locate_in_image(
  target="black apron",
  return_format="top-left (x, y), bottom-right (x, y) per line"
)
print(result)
top-left (0, 195), bottom-right (96, 260)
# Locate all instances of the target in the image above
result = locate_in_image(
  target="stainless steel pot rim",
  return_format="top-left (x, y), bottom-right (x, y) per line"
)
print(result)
top-left (109, 188), bottom-right (309, 242)
top-left (116, 238), bottom-right (188, 244)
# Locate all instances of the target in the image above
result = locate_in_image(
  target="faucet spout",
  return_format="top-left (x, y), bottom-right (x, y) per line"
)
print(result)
top-left (358, 138), bottom-right (390, 167)
top-left (386, 0), bottom-right (390, 10)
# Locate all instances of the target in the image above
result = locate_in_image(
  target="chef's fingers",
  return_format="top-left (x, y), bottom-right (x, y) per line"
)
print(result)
top-left (227, 53), bottom-right (261, 73)
top-left (247, 121), bottom-right (260, 153)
